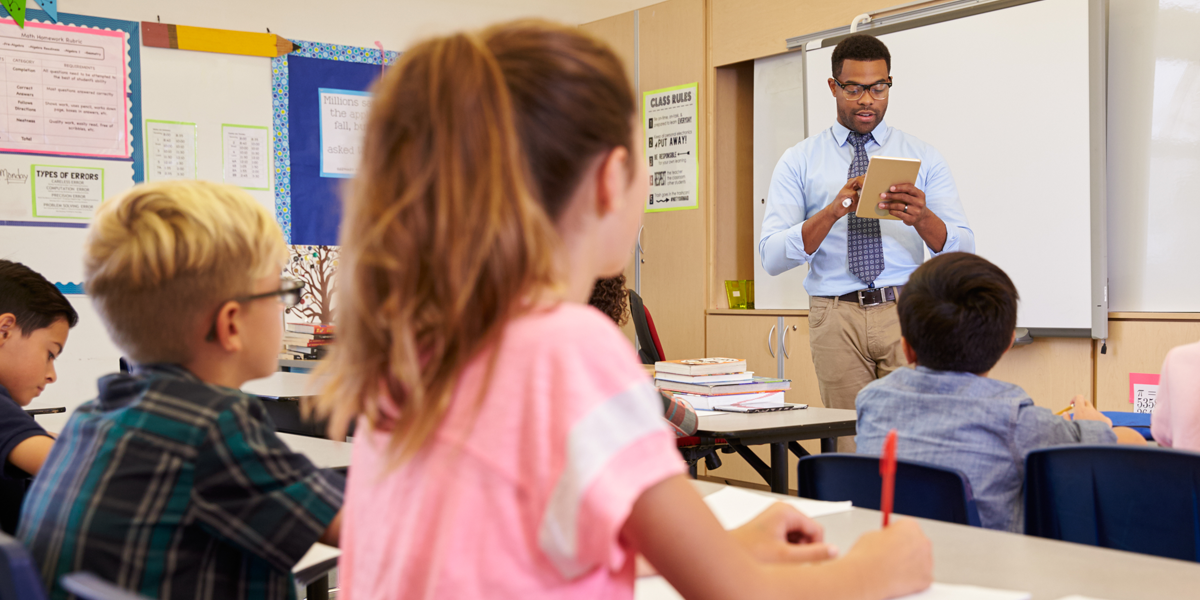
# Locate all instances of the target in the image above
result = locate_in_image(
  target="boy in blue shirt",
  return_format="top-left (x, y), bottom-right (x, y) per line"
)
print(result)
top-left (0, 260), bottom-right (77, 533)
top-left (855, 252), bottom-right (1143, 532)
top-left (18, 181), bottom-right (343, 600)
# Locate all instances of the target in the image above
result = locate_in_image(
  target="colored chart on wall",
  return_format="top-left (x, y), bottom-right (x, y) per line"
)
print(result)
top-left (272, 41), bottom-right (397, 246)
top-left (0, 6), bottom-right (142, 228)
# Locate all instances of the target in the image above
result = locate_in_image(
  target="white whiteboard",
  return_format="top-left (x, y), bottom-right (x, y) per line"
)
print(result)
top-left (767, 0), bottom-right (1099, 331)
top-left (753, 51), bottom-right (809, 309)
top-left (1106, 0), bottom-right (1200, 312)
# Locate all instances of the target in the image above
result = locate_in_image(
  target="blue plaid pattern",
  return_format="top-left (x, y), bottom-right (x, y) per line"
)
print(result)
top-left (18, 364), bottom-right (344, 600)
top-left (846, 131), bottom-right (885, 286)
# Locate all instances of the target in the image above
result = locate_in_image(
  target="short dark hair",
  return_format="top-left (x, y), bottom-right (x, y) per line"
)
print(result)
top-left (831, 34), bottom-right (891, 78)
top-left (0, 259), bottom-right (79, 335)
top-left (898, 253), bottom-right (1018, 374)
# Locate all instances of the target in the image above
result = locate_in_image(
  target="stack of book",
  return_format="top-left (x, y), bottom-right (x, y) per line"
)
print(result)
top-left (280, 322), bottom-right (334, 361)
top-left (654, 357), bottom-right (792, 412)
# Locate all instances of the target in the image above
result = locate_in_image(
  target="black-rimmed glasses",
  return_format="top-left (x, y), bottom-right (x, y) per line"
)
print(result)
top-left (833, 77), bottom-right (893, 101)
top-left (205, 278), bottom-right (305, 342)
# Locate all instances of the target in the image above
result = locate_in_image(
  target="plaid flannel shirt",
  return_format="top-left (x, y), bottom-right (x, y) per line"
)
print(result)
top-left (18, 364), bottom-right (343, 600)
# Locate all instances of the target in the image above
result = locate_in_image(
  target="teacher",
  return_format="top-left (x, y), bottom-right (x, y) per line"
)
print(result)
top-left (759, 34), bottom-right (974, 452)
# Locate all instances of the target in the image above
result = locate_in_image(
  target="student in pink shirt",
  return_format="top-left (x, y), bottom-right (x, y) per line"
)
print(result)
top-left (1152, 341), bottom-right (1200, 451)
top-left (316, 20), bottom-right (933, 600)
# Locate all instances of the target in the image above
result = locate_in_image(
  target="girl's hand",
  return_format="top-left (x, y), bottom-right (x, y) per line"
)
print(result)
top-left (728, 502), bottom-right (838, 563)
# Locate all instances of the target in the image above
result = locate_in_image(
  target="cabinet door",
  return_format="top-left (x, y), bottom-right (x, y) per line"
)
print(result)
top-left (781, 316), bottom-right (826, 456)
top-left (701, 314), bottom-right (780, 488)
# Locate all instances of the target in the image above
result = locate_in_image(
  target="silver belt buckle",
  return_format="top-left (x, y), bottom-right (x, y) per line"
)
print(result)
top-left (857, 288), bottom-right (884, 307)
top-left (857, 289), bottom-right (870, 307)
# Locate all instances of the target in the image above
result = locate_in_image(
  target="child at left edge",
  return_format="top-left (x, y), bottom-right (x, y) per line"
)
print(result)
top-left (0, 259), bottom-right (75, 471)
top-left (0, 259), bottom-right (77, 534)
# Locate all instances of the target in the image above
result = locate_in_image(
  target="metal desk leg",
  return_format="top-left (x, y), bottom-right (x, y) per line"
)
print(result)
top-left (820, 437), bottom-right (837, 454)
top-left (306, 574), bottom-right (329, 600)
top-left (769, 442), bottom-right (789, 494)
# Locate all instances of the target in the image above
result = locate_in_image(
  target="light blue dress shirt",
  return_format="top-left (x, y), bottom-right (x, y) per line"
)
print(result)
top-left (758, 120), bottom-right (975, 297)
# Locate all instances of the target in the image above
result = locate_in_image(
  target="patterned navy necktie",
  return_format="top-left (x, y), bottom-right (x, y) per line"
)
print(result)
top-left (846, 131), bottom-right (884, 287)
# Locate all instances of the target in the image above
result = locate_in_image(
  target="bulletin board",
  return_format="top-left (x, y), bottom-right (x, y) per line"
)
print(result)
top-left (0, 7), bottom-right (143, 232)
top-left (272, 41), bottom-right (397, 246)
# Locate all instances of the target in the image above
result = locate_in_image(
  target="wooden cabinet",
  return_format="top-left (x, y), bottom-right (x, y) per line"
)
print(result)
top-left (781, 316), bottom-right (825, 456)
top-left (703, 314), bottom-right (779, 487)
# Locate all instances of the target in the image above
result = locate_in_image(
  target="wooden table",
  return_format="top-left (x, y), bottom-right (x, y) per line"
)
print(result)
top-left (695, 407), bottom-right (856, 494)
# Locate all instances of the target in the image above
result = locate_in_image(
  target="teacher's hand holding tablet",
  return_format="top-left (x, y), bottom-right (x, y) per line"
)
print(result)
top-left (877, 183), bottom-right (929, 227)
top-left (830, 175), bottom-right (864, 218)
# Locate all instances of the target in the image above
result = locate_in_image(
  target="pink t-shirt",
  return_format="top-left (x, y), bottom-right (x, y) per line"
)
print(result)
top-left (1152, 340), bottom-right (1200, 451)
top-left (339, 304), bottom-right (686, 600)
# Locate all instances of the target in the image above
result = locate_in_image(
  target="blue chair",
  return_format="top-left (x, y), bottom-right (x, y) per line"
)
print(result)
top-left (1025, 445), bottom-right (1200, 561)
top-left (0, 531), bottom-right (46, 600)
top-left (59, 573), bottom-right (151, 600)
top-left (797, 454), bottom-right (982, 527)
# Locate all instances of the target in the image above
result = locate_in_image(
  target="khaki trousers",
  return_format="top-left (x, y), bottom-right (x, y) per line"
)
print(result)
top-left (807, 294), bottom-right (907, 453)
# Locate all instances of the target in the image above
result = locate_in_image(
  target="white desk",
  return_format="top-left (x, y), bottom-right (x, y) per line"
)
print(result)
top-left (634, 481), bottom-right (1200, 600)
top-left (241, 371), bottom-right (319, 399)
top-left (278, 432), bottom-right (353, 470)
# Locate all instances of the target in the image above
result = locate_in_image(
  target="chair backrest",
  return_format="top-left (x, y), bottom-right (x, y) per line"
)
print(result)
top-left (0, 531), bottom-right (46, 600)
top-left (627, 290), bottom-right (663, 364)
top-left (797, 454), bottom-right (981, 527)
top-left (59, 573), bottom-right (150, 600)
top-left (1025, 445), bottom-right (1200, 561)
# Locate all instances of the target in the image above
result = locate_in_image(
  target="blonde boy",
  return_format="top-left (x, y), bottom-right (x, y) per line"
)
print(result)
top-left (18, 181), bottom-right (343, 600)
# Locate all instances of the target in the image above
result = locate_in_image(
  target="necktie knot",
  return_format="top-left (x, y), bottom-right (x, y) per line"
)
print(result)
top-left (847, 131), bottom-right (872, 151)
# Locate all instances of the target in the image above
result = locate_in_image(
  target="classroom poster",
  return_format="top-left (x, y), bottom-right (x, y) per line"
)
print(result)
top-left (0, 18), bottom-right (132, 158)
top-left (318, 88), bottom-right (370, 178)
top-left (144, 119), bottom-right (195, 181)
top-left (222, 124), bottom-right (269, 190)
top-left (30, 163), bottom-right (102, 218)
top-left (642, 82), bottom-right (698, 213)
top-left (1130, 373), bottom-right (1160, 414)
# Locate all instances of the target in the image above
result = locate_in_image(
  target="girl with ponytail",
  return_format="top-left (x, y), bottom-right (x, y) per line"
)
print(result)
top-left (319, 19), bottom-right (934, 599)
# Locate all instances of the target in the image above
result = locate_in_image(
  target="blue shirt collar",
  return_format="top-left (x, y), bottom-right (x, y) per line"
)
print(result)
top-left (832, 119), bottom-right (891, 147)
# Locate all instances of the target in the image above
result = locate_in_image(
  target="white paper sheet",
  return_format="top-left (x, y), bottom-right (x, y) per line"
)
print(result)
top-left (703, 485), bottom-right (852, 530)
top-left (145, 120), bottom-right (196, 181)
top-left (222, 124), bottom-right (270, 190)
top-left (635, 579), bottom-right (1029, 600)
top-left (897, 583), bottom-right (1031, 600)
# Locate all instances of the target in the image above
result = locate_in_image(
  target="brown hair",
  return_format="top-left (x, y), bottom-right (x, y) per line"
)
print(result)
top-left (315, 20), bottom-right (636, 463)
top-left (898, 252), bottom-right (1019, 374)
top-left (588, 274), bottom-right (630, 327)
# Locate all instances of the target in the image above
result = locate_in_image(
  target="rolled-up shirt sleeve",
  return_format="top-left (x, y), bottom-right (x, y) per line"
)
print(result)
top-left (759, 148), bottom-right (815, 275)
top-left (1013, 401), bottom-right (1117, 454)
top-left (922, 147), bottom-right (975, 256)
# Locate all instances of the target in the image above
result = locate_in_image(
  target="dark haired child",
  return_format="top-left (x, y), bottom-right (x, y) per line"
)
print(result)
top-left (855, 252), bottom-right (1143, 532)
top-left (0, 259), bottom-right (77, 532)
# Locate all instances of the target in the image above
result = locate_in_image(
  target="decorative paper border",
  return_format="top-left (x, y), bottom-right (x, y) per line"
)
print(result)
top-left (271, 41), bottom-right (398, 244)
top-left (54, 282), bottom-right (84, 295)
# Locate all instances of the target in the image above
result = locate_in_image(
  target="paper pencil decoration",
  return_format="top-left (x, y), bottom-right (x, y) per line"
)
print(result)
top-left (1, 0), bottom-right (26, 28)
top-left (141, 22), bottom-right (295, 58)
top-left (34, 0), bottom-right (54, 22)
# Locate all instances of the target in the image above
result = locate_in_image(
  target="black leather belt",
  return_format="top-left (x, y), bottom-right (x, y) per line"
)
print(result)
top-left (825, 286), bottom-right (902, 307)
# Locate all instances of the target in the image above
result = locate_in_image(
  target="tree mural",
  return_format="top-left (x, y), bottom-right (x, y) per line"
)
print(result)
top-left (286, 245), bottom-right (339, 325)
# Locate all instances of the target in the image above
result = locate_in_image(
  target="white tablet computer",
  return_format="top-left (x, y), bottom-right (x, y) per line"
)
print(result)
top-left (855, 156), bottom-right (922, 221)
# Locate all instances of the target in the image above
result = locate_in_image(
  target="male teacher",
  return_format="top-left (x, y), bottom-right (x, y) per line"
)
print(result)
top-left (759, 34), bottom-right (974, 452)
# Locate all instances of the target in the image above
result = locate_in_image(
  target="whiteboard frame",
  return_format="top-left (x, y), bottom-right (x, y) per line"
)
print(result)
top-left (792, 0), bottom-right (1108, 339)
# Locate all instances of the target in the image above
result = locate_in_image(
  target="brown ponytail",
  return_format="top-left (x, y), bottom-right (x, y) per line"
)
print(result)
top-left (315, 20), bottom-right (636, 465)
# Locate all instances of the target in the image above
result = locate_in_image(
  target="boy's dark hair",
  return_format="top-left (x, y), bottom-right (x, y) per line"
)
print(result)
top-left (0, 259), bottom-right (79, 335)
top-left (831, 34), bottom-right (891, 78)
top-left (898, 253), bottom-right (1018, 374)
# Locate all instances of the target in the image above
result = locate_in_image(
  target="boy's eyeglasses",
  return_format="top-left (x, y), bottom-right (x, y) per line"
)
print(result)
top-left (205, 278), bottom-right (306, 342)
top-left (832, 77), bottom-right (893, 101)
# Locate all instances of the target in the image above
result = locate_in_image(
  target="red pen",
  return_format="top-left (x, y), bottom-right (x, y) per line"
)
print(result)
top-left (880, 429), bottom-right (898, 527)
